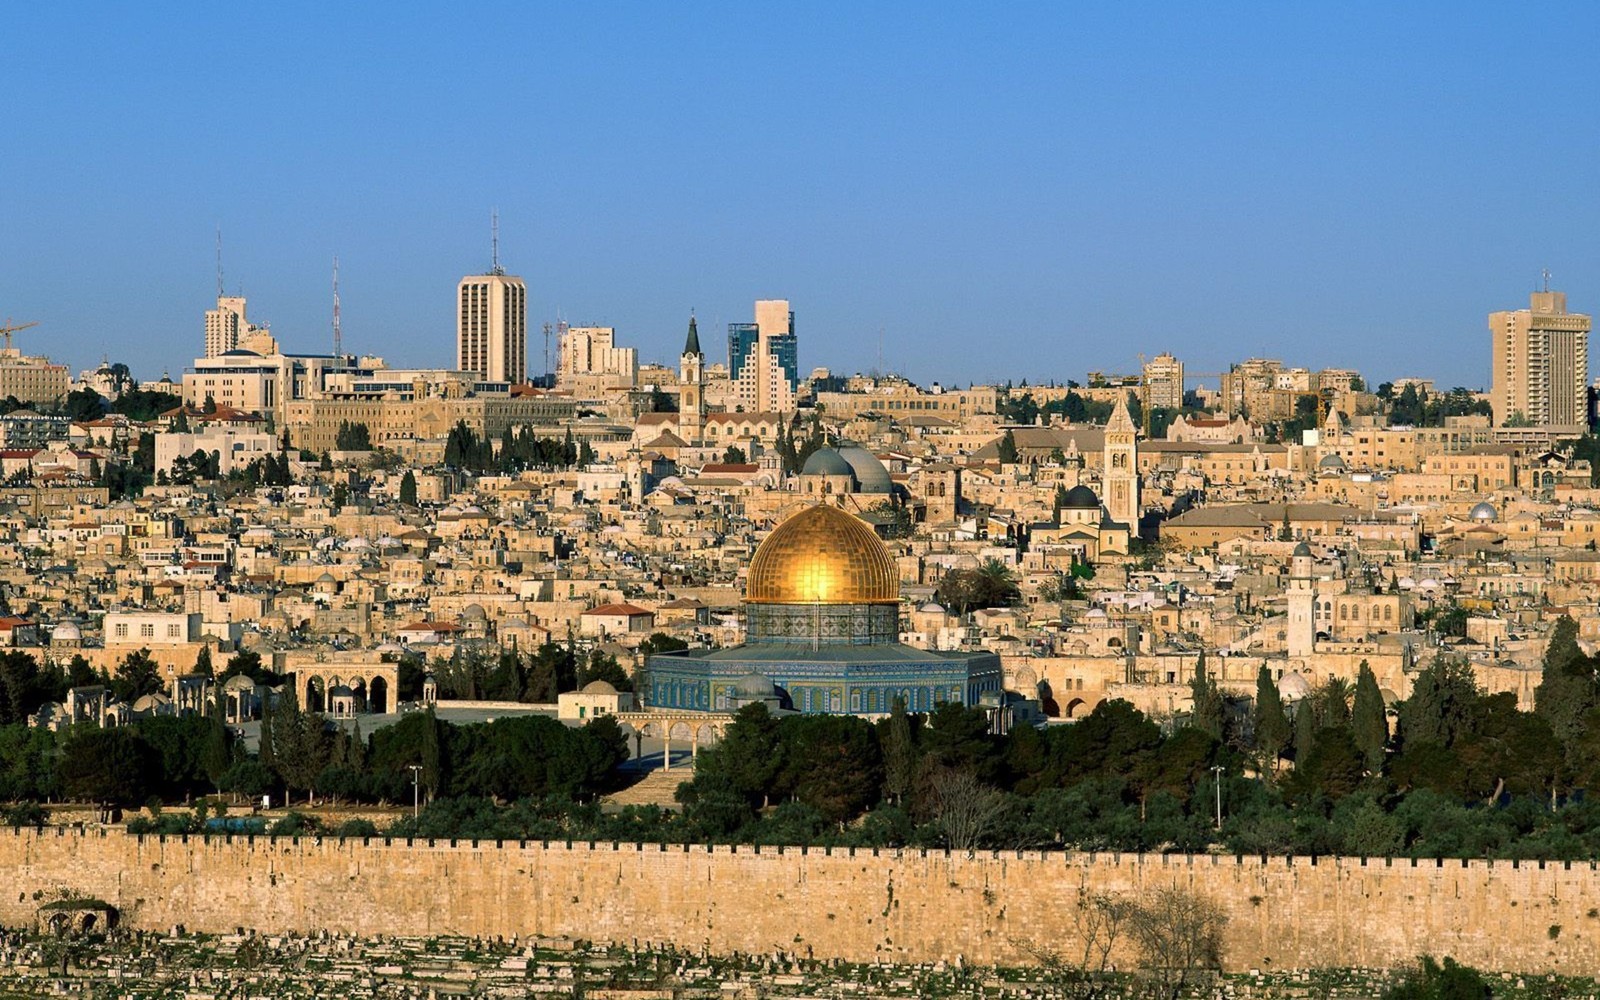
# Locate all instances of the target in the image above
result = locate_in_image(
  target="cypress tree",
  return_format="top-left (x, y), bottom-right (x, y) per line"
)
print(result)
top-left (882, 696), bottom-right (917, 805)
top-left (997, 429), bottom-right (1019, 464)
top-left (1351, 661), bottom-right (1389, 773)
top-left (1188, 651), bottom-right (1225, 740)
top-left (1253, 665), bottom-right (1290, 773)
top-left (419, 706), bottom-right (444, 802)
top-left (200, 686), bottom-right (232, 789)
top-left (1292, 700), bottom-right (1318, 764)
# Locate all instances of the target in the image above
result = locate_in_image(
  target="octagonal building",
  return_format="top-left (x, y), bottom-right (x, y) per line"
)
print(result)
top-left (645, 504), bottom-right (1001, 715)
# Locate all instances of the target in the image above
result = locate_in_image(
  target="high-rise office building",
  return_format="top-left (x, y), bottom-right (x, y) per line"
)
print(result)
top-left (1489, 289), bottom-right (1590, 428)
top-left (728, 299), bottom-right (798, 413)
top-left (457, 270), bottom-right (527, 384)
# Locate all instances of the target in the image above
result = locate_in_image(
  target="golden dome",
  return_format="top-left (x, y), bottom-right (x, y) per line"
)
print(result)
top-left (745, 504), bottom-right (900, 605)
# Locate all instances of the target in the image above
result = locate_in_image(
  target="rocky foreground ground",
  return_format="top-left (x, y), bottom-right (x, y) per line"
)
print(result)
top-left (0, 929), bottom-right (1591, 999)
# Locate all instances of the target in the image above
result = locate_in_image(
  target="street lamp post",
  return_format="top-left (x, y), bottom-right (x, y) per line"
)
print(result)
top-left (408, 764), bottom-right (422, 821)
top-left (1210, 764), bottom-right (1225, 831)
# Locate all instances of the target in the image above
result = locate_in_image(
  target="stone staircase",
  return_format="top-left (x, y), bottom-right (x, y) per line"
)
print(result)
top-left (602, 767), bottom-right (690, 812)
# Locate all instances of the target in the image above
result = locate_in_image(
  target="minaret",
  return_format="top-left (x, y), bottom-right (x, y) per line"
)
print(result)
top-left (1287, 541), bottom-right (1315, 658)
top-left (679, 314), bottom-right (705, 445)
top-left (1102, 393), bottom-right (1141, 531)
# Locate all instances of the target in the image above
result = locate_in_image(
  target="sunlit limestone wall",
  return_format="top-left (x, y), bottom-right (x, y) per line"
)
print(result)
top-left (2, 830), bottom-right (1596, 973)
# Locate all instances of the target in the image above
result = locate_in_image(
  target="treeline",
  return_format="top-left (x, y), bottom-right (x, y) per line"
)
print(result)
top-left (444, 421), bottom-right (595, 473)
top-left (249, 701), bottom-right (628, 807)
top-left (313, 620), bottom-right (1600, 857)
top-left (0, 647), bottom-right (252, 725)
top-left (0, 701), bottom-right (629, 822)
top-left (1378, 383), bottom-right (1492, 427)
top-left (424, 642), bottom-right (636, 703)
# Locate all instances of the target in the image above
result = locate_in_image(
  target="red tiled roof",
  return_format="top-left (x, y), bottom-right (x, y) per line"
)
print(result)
top-left (582, 603), bottom-right (653, 617)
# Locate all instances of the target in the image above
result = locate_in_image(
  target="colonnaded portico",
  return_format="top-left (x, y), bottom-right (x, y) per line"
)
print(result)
top-left (290, 660), bottom-right (399, 716)
top-left (614, 710), bottom-right (730, 768)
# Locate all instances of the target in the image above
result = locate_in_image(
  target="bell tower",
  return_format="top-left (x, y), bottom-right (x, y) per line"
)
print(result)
top-left (680, 314), bottom-right (705, 445)
top-left (1103, 393), bottom-right (1141, 531)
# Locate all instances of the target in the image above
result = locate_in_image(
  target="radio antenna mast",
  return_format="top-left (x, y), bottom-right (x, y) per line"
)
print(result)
top-left (491, 209), bottom-right (503, 275)
top-left (332, 256), bottom-right (342, 358)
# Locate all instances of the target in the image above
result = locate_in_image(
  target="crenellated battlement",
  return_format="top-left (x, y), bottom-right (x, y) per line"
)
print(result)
top-left (2, 828), bottom-right (1593, 974)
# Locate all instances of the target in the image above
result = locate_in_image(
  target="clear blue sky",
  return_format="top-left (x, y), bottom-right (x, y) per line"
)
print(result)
top-left (4, 2), bottom-right (1598, 391)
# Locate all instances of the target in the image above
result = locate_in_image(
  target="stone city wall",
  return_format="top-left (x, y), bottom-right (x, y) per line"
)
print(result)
top-left (2, 829), bottom-right (1597, 973)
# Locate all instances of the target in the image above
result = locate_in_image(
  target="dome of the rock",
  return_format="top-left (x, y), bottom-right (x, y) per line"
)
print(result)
top-left (745, 504), bottom-right (900, 605)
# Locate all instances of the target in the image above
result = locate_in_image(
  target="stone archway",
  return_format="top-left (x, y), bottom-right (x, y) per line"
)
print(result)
top-left (305, 676), bottom-right (327, 713)
top-left (289, 660), bottom-right (400, 716)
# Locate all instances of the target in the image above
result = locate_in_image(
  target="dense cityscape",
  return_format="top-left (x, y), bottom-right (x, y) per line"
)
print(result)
top-left (0, 262), bottom-right (1593, 994)
top-left (10, 4), bottom-right (1600, 998)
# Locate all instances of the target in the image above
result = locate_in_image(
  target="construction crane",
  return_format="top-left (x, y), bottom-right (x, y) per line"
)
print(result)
top-left (0, 319), bottom-right (38, 353)
top-left (1137, 353), bottom-right (1151, 437)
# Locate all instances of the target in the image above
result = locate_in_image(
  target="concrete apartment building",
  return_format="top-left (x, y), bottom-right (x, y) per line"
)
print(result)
top-left (1141, 352), bottom-right (1184, 409)
top-left (557, 325), bottom-right (638, 388)
top-left (1489, 288), bottom-right (1590, 429)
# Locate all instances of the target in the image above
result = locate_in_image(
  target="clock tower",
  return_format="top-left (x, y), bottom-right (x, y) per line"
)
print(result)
top-left (679, 314), bottom-right (705, 446)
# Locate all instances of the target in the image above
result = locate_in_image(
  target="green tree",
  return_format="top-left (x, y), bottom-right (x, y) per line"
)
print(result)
top-left (880, 696), bottom-right (917, 805)
top-left (58, 728), bottom-right (159, 818)
top-left (200, 689), bottom-right (233, 788)
top-left (688, 702), bottom-right (783, 809)
top-left (1400, 656), bottom-right (1480, 749)
top-left (399, 469), bottom-right (418, 506)
top-left (1252, 665), bottom-right (1290, 774)
top-left (1535, 615), bottom-right (1597, 745)
top-left (997, 429), bottom-right (1019, 464)
top-left (418, 706), bottom-right (445, 801)
top-left (920, 701), bottom-right (998, 781)
top-left (112, 649), bottom-right (163, 703)
top-left (193, 644), bottom-right (213, 678)
top-left (775, 715), bottom-right (883, 825)
top-left (264, 688), bottom-right (331, 802)
top-left (721, 445), bottom-right (747, 464)
top-left (1381, 956), bottom-right (1490, 1000)
top-left (1351, 661), bottom-right (1389, 773)
top-left (1187, 653), bottom-right (1224, 740)
top-left (334, 421), bottom-right (373, 450)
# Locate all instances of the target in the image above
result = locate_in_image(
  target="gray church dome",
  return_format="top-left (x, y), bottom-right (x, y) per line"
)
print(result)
top-left (836, 442), bottom-right (893, 494)
top-left (1469, 502), bottom-right (1497, 522)
top-left (801, 447), bottom-right (854, 478)
top-left (1060, 484), bottom-right (1100, 509)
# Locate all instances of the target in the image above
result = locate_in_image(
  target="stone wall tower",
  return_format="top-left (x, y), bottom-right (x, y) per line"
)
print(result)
top-left (1102, 394), bottom-right (1141, 531)
top-left (679, 315), bottom-right (705, 445)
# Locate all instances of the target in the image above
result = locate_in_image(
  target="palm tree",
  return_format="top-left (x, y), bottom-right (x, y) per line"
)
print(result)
top-left (975, 558), bottom-right (1021, 609)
